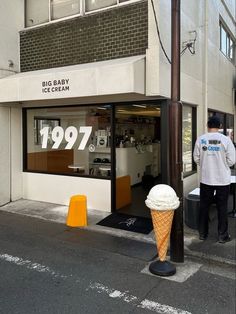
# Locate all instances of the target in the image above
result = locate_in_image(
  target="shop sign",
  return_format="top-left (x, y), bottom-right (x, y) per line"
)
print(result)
top-left (41, 79), bottom-right (70, 94)
top-left (40, 126), bottom-right (92, 150)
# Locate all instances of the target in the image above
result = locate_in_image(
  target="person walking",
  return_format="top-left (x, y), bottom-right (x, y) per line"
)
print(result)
top-left (193, 116), bottom-right (236, 243)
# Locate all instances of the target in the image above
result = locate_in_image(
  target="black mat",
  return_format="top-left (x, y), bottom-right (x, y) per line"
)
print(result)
top-left (97, 213), bottom-right (153, 234)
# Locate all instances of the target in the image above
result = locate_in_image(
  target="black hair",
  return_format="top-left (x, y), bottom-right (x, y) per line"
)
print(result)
top-left (207, 116), bottom-right (221, 129)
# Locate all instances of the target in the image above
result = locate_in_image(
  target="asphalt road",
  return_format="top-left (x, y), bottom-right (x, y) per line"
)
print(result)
top-left (0, 211), bottom-right (235, 314)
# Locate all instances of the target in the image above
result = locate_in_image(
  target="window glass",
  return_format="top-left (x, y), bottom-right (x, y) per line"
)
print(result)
top-left (208, 111), bottom-right (234, 142)
top-left (26, 106), bottom-right (111, 178)
top-left (226, 114), bottom-right (234, 142)
top-left (34, 118), bottom-right (60, 145)
top-left (85, 0), bottom-right (116, 12)
top-left (26, 0), bottom-right (49, 27)
top-left (25, 0), bottom-right (137, 27)
top-left (51, 0), bottom-right (80, 20)
top-left (183, 106), bottom-right (193, 173)
top-left (220, 26), bottom-right (227, 56)
top-left (229, 38), bottom-right (234, 60)
top-left (208, 111), bottom-right (225, 134)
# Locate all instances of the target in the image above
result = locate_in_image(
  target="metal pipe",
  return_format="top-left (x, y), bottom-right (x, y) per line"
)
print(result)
top-left (169, 0), bottom-right (184, 263)
top-left (203, 0), bottom-right (209, 132)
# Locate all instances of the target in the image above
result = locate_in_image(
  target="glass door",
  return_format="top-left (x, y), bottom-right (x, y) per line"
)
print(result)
top-left (115, 103), bottom-right (161, 218)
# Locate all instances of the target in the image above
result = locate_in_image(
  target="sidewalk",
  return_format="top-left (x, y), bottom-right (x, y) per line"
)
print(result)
top-left (0, 198), bottom-right (235, 266)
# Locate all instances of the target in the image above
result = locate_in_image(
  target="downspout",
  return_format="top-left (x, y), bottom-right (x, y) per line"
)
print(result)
top-left (203, 0), bottom-right (209, 132)
top-left (9, 107), bottom-right (12, 202)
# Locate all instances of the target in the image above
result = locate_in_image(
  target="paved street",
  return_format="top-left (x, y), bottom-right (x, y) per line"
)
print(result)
top-left (0, 211), bottom-right (235, 314)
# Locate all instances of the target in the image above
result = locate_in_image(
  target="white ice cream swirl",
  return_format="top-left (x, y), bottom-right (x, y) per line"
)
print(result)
top-left (145, 184), bottom-right (180, 211)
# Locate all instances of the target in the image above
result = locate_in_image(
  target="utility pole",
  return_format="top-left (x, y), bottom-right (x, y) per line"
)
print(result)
top-left (169, 0), bottom-right (184, 262)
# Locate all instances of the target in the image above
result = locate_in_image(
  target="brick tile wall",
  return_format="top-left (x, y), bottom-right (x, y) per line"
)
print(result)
top-left (20, 1), bottom-right (148, 72)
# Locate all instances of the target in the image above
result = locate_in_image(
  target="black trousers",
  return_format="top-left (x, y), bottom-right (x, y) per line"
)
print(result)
top-left (199, 183), bottom-right (230, 237)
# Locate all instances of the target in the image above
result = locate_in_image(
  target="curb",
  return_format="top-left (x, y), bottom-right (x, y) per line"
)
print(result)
top-left (184, 247), bottom-right (236, 267)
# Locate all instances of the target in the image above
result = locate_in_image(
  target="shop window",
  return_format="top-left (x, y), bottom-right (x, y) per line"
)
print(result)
top-left (208, 110), bottom-right (234, 143)
top-left (208, 111), bottom-right (225, 134)
top-left (25, 0), bottom-right (49, 27)
top-left (51, 0), bottom-right (80, 20)
top-left (182, 105), bottom-right (196, 175)
top-left (220, 21), bottom-right (235, 62)
top-left (24, 106), bottom-right (111, 178)
top-left (226, 114), bottom-right (234, 142)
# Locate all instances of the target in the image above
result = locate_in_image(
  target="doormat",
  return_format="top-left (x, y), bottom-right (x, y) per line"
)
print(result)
top-left (97, 213), bottom-right (153, 234)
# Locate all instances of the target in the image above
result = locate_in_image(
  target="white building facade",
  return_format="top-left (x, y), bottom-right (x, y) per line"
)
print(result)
top-left (0, 0), bottom-right (235, 218)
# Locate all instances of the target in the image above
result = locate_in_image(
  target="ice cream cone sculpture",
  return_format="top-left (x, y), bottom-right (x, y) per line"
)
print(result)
top-left (151, 209), bottom-right (174, 261)
top-left (145, 185), bottom-right (180, 261)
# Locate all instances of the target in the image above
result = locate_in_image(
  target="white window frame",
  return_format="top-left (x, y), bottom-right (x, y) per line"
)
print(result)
top-left (182, 105), bottom-right (196, 177)
top-left (219, 20), bottom-right (235, 63)
top-left (24, 0), bottom-right (142, 29)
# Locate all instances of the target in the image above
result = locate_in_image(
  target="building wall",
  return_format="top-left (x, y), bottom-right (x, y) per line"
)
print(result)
top-left (0, 0), bottom-right (24, 78)
top-left (147, 0), bottom-right (235, 194)
top-left (23, 173), bottom-right (111, 211)
top-left (0, 1), bottom-right (24, 205)
top-left (149, 0), bottom-right (235, 117)
top-left (0, 107), bottom-right (10, 205)
top-left (20, 1), bottom-right (148, 72)
top-left (11, 107), bottom-right (23, 201)
top-left (207, 0), bottom-right (235, 114)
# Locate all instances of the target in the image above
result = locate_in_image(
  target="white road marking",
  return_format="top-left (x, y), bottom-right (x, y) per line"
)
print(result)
top-left (0, 252), bottom-right (192, 314)
top-left (87, 282), bottom-right (192, 314)
top-left (139, 299), bottom-right (191, 314)
top-left (87, 282), bottom-right (138, 303)
top-left (0, 253), bottom-right (67, 279)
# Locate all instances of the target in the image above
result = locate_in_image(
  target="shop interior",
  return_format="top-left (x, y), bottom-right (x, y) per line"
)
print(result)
top-left (114, 104), bottom-right (161, 218)
top-left (25, 103), bottom-right (162, 218)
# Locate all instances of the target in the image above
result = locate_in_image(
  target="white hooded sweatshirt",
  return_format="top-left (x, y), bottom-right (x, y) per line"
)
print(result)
top-left (193, 132), bottom-right (236, 186)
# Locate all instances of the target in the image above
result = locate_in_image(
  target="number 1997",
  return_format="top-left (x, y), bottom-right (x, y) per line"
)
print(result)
top-left (40, 126), bottom-right (92, 150)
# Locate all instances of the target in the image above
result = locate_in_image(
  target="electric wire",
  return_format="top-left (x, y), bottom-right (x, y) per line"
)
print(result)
top-left (181, 46), bottom-right (188, 56)
top-left (151, 0), bottom-right (196, 60)
top-left (151, 0), bottom-right (171, 64)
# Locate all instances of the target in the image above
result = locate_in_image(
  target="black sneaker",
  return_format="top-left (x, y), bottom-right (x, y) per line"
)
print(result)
top-left (199, 234), bottom-right (208, 241)
top-left (218, 235), bottom-right (231, 244)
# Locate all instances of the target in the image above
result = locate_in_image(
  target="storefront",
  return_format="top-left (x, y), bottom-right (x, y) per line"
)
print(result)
top-left (0, 56), bottom-right (171, 216)
top-left (1, 54), bottom-right (231, 217)
top-left (22, 101), bottom-right (166, 218)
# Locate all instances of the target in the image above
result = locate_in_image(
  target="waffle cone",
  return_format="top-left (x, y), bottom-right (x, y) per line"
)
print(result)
top-left (151, 209), bottom-right (174, 261)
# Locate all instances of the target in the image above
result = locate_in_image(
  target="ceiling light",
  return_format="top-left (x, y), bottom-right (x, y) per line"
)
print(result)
top-left (132, 104), bottom-right (147, 108)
